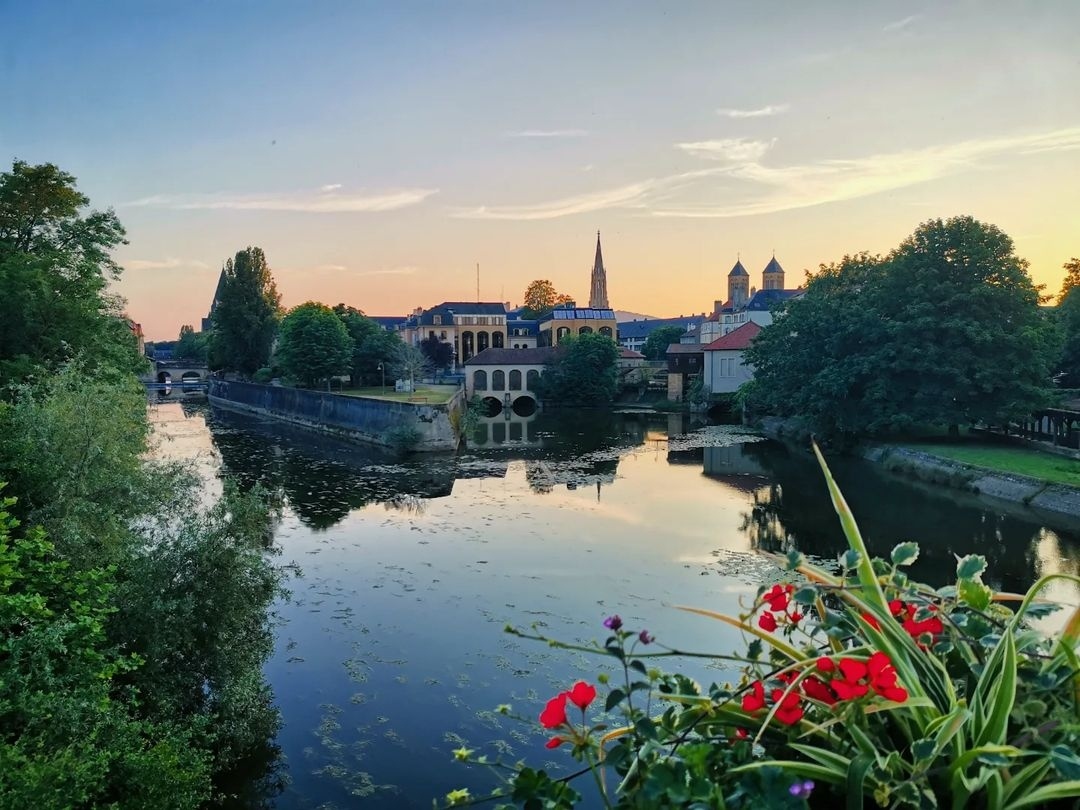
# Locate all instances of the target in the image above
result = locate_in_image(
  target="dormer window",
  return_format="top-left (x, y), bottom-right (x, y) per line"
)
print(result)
top-left (433, 315), bottom-right (442, 325)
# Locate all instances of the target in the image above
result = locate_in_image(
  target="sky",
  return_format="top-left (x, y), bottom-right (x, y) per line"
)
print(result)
top-left (3, 1), bottom-right (1079, 340)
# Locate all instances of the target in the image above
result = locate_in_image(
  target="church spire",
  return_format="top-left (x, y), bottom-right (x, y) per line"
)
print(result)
top-left (589, 230), bottom-right (610, 309)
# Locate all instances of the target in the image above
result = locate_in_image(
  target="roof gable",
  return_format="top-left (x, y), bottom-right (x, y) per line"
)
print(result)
top-left (703, 321), bottom-right (762, 351)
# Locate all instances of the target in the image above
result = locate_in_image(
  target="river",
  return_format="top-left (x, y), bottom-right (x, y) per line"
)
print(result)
top-left (148, 399), bottom-right (1080, 809)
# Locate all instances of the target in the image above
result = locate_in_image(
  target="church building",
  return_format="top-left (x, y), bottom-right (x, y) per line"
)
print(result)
top-left (538, 232), bottom-right (618, 345)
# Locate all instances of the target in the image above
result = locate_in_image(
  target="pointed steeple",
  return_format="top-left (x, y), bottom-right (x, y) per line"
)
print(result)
top-left (589, 230), bottom-right (610, 309)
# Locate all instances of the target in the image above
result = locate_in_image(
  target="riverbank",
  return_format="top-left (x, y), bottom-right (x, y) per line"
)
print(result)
top-left (209, 379), bottom-right (463, 451)
top-left (758, 416), bottom-right (1080, 521)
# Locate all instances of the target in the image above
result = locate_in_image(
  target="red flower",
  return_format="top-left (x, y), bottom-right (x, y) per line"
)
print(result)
top-left (789, 610), bottom-right (803, 623)
top-left (545, 736), bottom-right (566, 749)
top-left (774, 691), bottom-right (804, 725)
top-left (741, 681), bottom-right (766, 713)
top-left (888, 600), bottom-right (905, 616)
top-left (777, 671), bottom-right (798, 685)
top-left (867, 652), bottom-right (908, 702)
top-left (831, 657), bottom-right (870, 701)
top-left (566, 681), bottom-right (596, 711)
top-left (539, 694), bottom-right (568, 728)
top-left (758, 612), bottom-right (778, 632)
top-left (734, 727), bottom-right (749, 740)
top-left (802, 675), bottom-right (837, 706)
top-left (763, 584), bottom-right (793, 612)
top-left (861, 612), bottom-right (881, 630)
top-left (815, 656), bottom-right (835, 673)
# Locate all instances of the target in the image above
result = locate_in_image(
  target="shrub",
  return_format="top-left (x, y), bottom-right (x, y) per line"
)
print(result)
top-left (386, 425), bottom-right (422, 455)
top-left (448, 442), bottom-right (1080, 808)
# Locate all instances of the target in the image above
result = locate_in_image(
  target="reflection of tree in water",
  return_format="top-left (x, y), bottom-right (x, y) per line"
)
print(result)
top-left (735, 441), bottom-right (1080, 593)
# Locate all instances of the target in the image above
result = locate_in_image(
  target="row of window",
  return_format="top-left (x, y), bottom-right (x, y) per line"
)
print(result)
top-left (433, 315), bottom-right (505, 326)
top-left (716, 357), bottom-right (740, 377)
top-left (473, 369), bottom-right (541, 391)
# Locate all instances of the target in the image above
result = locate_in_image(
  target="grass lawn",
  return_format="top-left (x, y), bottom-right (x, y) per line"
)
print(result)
top-left (338, 384), bottom-right (458, 404)
top-left (904, 443), bottom-right (1080, 488)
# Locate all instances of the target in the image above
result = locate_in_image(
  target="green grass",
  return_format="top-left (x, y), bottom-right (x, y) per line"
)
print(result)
top-left (904, 443), bottom-right (1080, 488)
top-left (338, 385), bottom-right (458, 404)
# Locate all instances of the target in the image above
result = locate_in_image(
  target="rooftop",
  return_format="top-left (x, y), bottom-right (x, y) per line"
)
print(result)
top-left (464, 347), bottom-right (559, 366)
top-left (616, 315), bottom-right (705, 339)
top-left (745, 289), bottom-right (801, 311)
top-left (666, 343), bottom-right (705, 355)
top-left (542, 307), bottom-right (617, 321)
top-left (703, 321), bottom-right (762, 351)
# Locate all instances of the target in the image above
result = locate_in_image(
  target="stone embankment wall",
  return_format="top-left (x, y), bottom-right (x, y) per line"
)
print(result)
top-left (209, 380), bottom-right (462, 452)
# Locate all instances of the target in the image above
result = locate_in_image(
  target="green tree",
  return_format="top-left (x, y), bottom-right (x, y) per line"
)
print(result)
top-left (276, 302), bottom-right (353, 388)
top-left (333, 304), bottom-right (403, 386)
top-left (209, 247), bottom-right (281, 375)
top-left (1057, 258), bottom-right (1080, 386)
top-left (521, 279), bottom-right (573, 318)
top-left (174, 324), bottom-right (208, 364)
top-left (642, 325), bottom-right (687, 360)
top-left (747, 217), bottom-right (1059, 442)
top-left (536, 333), bottom-right (619, 405)
top-left (0, 493), bottom-right (211, 808)
top-left (1059, 256), bottom-right (1080, 302)
top-left (420, 334), bottom-right (454, 370)
top-left (0, 160), bottom-right (142, 384)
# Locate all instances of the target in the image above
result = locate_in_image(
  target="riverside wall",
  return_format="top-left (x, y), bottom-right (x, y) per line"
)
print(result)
top-left (208, 380), bottom-right (462, 452)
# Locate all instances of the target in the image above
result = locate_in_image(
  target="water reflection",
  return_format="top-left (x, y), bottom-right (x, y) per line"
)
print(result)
top-left (150, 404), bottom-right (1080, 809)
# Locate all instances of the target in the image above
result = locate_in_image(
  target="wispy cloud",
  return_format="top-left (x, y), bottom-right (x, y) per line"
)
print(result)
top-left (655, 126), bottom-right (1080, 218)
top-left (676, 138), bottom-right (776, 163)
top-left (300, 264), bottom-right (419, 277)
top-left (505, 129), bottom-right (589, 138)
top-left (453, 169), bottom-right (719, 221)
top-left (717, 104), bottom-right (789, 119)
top-left (883, 14), bottom-right (920, 32)
top-left (125, 257), bottom-right (210, 271)
top-left (319, 183), bottom-right (343, 192)
top-left (124, 186), bottom-right (438, 213)
top-left (455, 125), bottom-right (1080, 222)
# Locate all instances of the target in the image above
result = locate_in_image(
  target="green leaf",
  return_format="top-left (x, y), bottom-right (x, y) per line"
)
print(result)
top-left (890, 542), bottom-right (920, 567)
top-left (1050, 745), bottom-right (1080, 780)
top-left (793, 586), bottom-right (818, 606)
top-left (956, 554), bottom-right (988, 581)
top-left (912, 739), bottom-right (936, 762)
top-left (628, 659), bottom-right (647, 675)
top-left (1004, 780), bottom-right (1080, 809)
top-left (958, 578), bottom-right (992, 610)
top-left (846, 754), bottom-right (873, 810)
top-left (605, 688), bottom-right (626, 712)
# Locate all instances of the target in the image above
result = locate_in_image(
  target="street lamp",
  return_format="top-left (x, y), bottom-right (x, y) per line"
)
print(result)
top-left (377, 362), bottom-right (385, 392)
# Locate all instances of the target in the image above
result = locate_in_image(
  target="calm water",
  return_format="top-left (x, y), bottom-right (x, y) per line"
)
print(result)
top-left (149, 400), bottom-right (1080, 809)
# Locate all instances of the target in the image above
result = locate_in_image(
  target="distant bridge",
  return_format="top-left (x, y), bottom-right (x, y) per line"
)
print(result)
top-left (141, 361), bottom-right (210, 395)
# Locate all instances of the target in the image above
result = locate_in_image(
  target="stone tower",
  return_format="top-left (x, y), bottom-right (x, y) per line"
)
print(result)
top-left (727, 259), bottom-right (750, 309)
top-left (762, 255), bottom-right (785, 291)
top-left (589, 231), bottom-right (610, 309)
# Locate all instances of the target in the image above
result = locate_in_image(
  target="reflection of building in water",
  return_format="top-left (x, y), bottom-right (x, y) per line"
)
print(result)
top-left (702, 445), bottom-right (769, 490)
top-left (471, 410), bottom-right (542, 447)
top-left (524, 458), bottom-right (618, 497)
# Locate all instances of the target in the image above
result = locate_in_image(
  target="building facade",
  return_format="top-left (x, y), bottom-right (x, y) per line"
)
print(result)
top-left (464, 347), bottom-right (556, 416)
top-left (399, 301), bottom-right (508, 364)
top-left (616, 315), bottom-right (705, 353)
top-left (702, 321), bottom-right (761, 394)
top-left (538, 303), bottom-right (618, 346)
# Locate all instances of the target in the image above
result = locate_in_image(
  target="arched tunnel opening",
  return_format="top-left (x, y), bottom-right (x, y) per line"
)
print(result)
top-left (512, 396), bottom-right (537, 417)
top-left (480, 396), bottom-right (503, 417)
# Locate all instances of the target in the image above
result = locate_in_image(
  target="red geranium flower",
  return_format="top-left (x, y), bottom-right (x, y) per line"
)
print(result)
top-left (861, 612), bottom-right (882, 631)
top-left (758, 612), bottom-right (778, 632)
top-left (763, 584), bottom-right (793, 612)
top-left (734, 727), bottom-right (749, 740)
top-left (539, 694), bottom-right (568, 728)
top-left (802, 675), bottom-right (837, 706)
top-left (566, 681), bottom-right (596, 711)
top-left (867, 652), bottom-right (908, 702)
top-left (773, 690), bottom-right (804, 725)
top-left (742, 680), bottom-right (766, 713)
top-left (815, 656), bottom-right (835, 673)
top-left (545, 736), bottom-right (566, 749)
top-left (831, 657), bottom-right (870, 700)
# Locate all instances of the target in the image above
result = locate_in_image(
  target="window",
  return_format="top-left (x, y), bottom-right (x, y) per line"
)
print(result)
top-left (492, 370), bottom-right (505, 391)
top-left (440, 331), bottom-right (447, 340)
top-left (473, 370), bottom-right (487, 391)
top-left (433, 315), bottom-right (442, 325)
top-left (509, 369), bottom-right (522, 390)
top-left (689, 356), bottom-right (698, 366)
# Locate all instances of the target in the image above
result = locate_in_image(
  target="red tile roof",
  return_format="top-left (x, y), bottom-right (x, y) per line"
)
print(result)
top-left (618, 347), bottom-right (645, 359)
top-left (702, 321), bottom-right (762, 351)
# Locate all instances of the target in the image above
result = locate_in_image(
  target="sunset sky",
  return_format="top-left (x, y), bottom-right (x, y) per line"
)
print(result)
top-left (4, 1), bottom-right (1079, 340)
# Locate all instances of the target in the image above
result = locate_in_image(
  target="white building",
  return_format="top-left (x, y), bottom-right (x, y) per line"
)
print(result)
top-left (702, 321), bottom-right (761, 394)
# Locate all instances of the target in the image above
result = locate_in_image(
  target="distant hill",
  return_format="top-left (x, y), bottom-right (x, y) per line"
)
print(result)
top-left (615, 310), bottom-right (659, 322)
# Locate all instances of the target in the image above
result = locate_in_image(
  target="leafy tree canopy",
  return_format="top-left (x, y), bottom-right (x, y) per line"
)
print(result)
top-left (1056, 259), bottom-right (1080, 387)
top-left (209, 247), bottom-right (282, 375)
top-left (521, 279), bottom-right (574, 318)
top-left (276, 302), bottom-right (353, 388)
top-left (745, 217), bottom-right (1060, 443)
top-left (420, 334), bottom-right (454, 370)
top-left (0, 160), bottom-right (142, 385)
top-left (536, 333), bottom-right (619, 405)
top-left (643, 325), bottom-right (687, 360)
top-left (333, 304), bottom-right (403, 386)
top-left (1059, 257), bottom-right (1080, 302)
top-left (174, 324), bottom-right (208, 364)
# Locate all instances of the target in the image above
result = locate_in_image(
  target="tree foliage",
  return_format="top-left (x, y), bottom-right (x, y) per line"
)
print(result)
top-left (642, 325), bottom-right (687, 360)
top-left (0, 160), bottom-right (143, 385)
top-left (521, 279), bottom-right (574, 318)
top-left (174, 324), bottom-right (209, 364)
top-left (392, 342), bottom-right (433, 387)
top-left (333, 304), bottom-right (403, 386)
top-left (209, 247), bottom-right (282, 375)
top-left (420, 335), bottom-right (454, 370)
top-left (746, 217), bottom-right (1059, 443)
top-left (276, 302), bottom-right (353, 388)
top-left (1057, 258), bottom-right (1080, 387)
top-left (535, 333), bottom-right (619, 405)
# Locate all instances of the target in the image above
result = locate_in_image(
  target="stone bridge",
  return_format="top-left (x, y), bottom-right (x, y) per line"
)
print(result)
top-left (143, 360), bottom-right (210, 392)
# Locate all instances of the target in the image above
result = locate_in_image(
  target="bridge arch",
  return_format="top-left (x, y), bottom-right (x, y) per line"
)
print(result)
top-left (512, 395), bottom-right (537, 417)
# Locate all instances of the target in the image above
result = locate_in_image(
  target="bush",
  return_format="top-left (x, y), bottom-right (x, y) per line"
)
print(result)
top-left (447, 442), bottom-right (1080, 809)
top-left (253, 367), bottom-right (274, 383)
